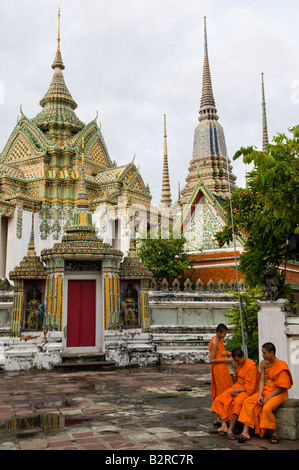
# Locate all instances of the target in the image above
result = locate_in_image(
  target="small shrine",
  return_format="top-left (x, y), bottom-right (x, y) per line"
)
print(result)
top-left (119, 239), bottom-right (153, 331)
top-left (8, 138), bottom-right (153, 357)
top-left (9, 208), bottom-right (47, 336)
top-left (38, 155), bottom-right (124, 353)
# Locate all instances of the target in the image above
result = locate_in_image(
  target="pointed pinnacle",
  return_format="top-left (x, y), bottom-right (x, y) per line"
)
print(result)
top-left (161, 114), bottom-right (172, 207)
top-left (199, 17), bottom-right (218, 121)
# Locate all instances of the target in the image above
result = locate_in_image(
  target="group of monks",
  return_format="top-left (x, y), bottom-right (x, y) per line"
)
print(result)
top-left (209, 324), bottom-right (293, 443)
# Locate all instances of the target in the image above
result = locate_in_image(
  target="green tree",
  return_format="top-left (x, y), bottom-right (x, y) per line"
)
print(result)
top-left (136, 227), bottom-right (190, 283)
top-left (225, 288), bottom-right (262, 363)
top-left (216, 127), bottom-right (299, 288)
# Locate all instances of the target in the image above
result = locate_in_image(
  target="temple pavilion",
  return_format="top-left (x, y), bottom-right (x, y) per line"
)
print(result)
top-left (0, 10), bottom-right (153, 348)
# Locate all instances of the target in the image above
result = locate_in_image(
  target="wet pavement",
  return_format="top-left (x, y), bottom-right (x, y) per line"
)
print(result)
top-left (0, 363), bottom-right (298, 454)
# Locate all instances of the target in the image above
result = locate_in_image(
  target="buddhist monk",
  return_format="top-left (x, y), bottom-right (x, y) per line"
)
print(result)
top-left (238, 342), bottom-right (293, 444)
top-left (209, 324), bottom-right (233, 425)
top-left (210, 348), bottom-right (260, 439)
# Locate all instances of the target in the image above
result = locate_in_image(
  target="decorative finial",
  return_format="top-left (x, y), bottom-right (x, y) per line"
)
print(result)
top-left (204, 16), bottom-right (208, 57)
top-left (57, 7), bottom-right (61, 52)
top-left (199, 16), bottom-right (218, 121)
top-left (27, 203), bottom-right (36, 257)
top-left (51, 7), bottom-right (65, 70)
top-left (76, 134), bottom-right (90, 214)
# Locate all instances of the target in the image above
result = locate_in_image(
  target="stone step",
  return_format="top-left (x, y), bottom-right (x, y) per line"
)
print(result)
top-left (150, 325), bottom-right (217, 335)
top-left (151, 327), bottom-right (216, 333)
top-left (150, 328), bottom-right (213, 365)
top-left (53, 353), bottom-right (116, 372)
top-left (157, 349), bottom-right (210, 365)
top-left (61, 352), bottom-right (106, 362)
top-left (53, 360), bottom-right (116, 372)
top-left (151, 333), bottom-right (212, 348)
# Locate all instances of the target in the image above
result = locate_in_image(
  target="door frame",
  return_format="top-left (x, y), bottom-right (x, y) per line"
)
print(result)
top-left (62, 273), bottom-right (103, 354)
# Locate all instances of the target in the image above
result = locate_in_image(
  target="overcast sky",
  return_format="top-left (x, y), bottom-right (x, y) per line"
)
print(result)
top-left (1, 0), bottom-right (299, 205)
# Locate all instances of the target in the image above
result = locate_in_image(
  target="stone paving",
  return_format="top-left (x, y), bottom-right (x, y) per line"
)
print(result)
top-left (0, 363), bottom-right (298, 452)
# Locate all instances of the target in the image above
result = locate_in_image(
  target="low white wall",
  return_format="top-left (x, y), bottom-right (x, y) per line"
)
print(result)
top-left (258, 299), bottom-right (299, 400)
top-left (149, 291), bottom-right (236, 327)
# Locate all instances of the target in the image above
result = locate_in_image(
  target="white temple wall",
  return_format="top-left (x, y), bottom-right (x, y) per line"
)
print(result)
top-left (5, 209), bottom-right (65, 280)
top-left (258, 299), bottom-right (299, 400)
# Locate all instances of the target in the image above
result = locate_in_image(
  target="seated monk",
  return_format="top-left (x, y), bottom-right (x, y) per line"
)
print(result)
top-left (209, 324), bottom-right (233, 425)
top-left (238, 342), bottom-right (293, 444)
top-left (210, 348), bottom-right (260, 439)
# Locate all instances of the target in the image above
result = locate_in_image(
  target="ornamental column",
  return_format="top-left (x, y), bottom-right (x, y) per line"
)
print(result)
top-left (103, 258), bottom-right (121, 330)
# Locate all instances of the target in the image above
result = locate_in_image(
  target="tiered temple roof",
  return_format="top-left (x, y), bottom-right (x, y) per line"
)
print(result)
top-left (33, 8), bottom-right (84, 138)
top-left (0, 9), bottom-right (151, 217)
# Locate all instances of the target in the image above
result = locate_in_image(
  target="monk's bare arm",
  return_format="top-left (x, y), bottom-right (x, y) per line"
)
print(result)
top-left (209, 340), bottom-right (233, 364)
top-left (231, 386), bottom-right (245, 396)
top-left (263, 387), bottom-right (287, 404)
top-left (257, 360), bottom-right (267, 404)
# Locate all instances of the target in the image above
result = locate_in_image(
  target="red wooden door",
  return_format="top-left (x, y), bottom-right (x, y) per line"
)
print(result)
top-left (67, 280), bottom-right (96, 347)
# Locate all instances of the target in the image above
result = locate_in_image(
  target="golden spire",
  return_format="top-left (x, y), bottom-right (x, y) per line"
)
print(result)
top-left (51, 7), bottom-right (65, 70)
top-left (57, 7), bottom-right (61, 52)
top-left (33, 6), bottom-right (85, 136)
top-left (76, 134), bottom-right (89, 211)
top-left (27, 204), bottom-right (36, 257)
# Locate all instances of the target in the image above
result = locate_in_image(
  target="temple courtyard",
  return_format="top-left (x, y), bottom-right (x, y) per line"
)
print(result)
top-left (0, 363), bottom-right (298, 452)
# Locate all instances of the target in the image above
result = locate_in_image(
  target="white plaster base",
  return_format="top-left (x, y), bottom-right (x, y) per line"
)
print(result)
top-left (0, 332), bottom-right (63, 371)
top-left (258, 299), bottom-right (299, 399)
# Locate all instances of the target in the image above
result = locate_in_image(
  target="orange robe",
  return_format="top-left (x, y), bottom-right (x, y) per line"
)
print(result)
top-left (209, 335), bottom-right (233, 401)
top-left (238, 360), bottom-right (293, 437)
top-left (211, 358), bottom-right (260, 422)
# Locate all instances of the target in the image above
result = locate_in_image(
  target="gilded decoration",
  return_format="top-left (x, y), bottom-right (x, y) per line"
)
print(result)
top-left (120, 283), bottom-right (139, 328)
top-left (9, 211), bottom-right (47, 336)
top-left (119, 239), bottom-right (153, 330)
top-left (25, 284), bottom-right (43, 330)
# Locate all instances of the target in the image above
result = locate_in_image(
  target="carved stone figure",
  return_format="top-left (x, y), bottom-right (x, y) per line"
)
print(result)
top-left (260, 265), bottom-right (283, 302)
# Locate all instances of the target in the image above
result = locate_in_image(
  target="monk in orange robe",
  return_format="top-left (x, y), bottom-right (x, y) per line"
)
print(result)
top-left (209, 324), bottom-right (233, 425)
top-left (211, 348), bottom-right (260, 439)
top-left (238, 342), bottom-right (293, 444)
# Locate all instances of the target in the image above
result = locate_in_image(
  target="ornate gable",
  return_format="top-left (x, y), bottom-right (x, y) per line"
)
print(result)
top-left (177, 178), bottom-right (246, 252)
top-left (69, 120), bottom-right (113, 170)
top-left (0, 163), bottom-right (24, 180)
top-left (184, 195), bottom-right (226, 251)
top-left (1, 114), bottom-right (48, 166)
top-left (122, 167), bottom-right (148, 194)
top-left (5, 134), bottom-right (32, 164)
top-left (87, 140), bottom-right (109, 167)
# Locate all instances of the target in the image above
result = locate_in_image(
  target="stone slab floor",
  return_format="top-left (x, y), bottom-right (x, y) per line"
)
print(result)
top-left (0, 363), bottom-right (298, 453)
